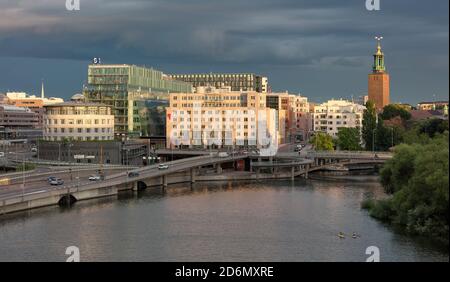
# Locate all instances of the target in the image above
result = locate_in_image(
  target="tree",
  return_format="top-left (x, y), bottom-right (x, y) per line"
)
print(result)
top-left (310, 132), bottom-right (334, 151)
top-left (336, 128), bottom-right (362, 151)
top-left (419, 118), bottom-right (449, 138)
top-left (365, 132), bottom-right (449, 242)
top-left (381, 104), bottom-right (411, 121)
top-left (362, 101), bottom-right (377, 151)
top-left (375, 118), bottom-right (391, 151)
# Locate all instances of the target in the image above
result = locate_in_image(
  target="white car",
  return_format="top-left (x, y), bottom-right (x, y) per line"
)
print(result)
top-left (218, 152), bottom-right (229, 158)
top-left (89, 175), bottom-right (102, 181)
top-left (158, 164), bottom-right (169, 170)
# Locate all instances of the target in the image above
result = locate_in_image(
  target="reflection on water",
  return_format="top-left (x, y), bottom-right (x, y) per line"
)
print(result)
top-left (0, 178), bottom-right (447, 262)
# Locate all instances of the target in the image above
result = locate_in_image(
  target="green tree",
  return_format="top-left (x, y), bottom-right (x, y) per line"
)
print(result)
top-left (362, 101), bottom-right (377, 151)
top-left (364, 132), bottom-right (449, 242)
top-left (381, 104), bottom-right (411, 121)
top-left (375, 118), bottom-right (391, 151)
top-left (310, 132), bottom-right (334, 151)
top-left (419, 118), bottom-right (449, 138)
top-left (336, 128), bottom-right (362, 151)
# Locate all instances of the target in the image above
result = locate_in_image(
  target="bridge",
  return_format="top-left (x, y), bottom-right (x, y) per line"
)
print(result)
top-left (0, 150), bottom-right (392, 215)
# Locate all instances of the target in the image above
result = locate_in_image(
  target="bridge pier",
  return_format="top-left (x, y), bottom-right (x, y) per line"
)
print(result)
top-left (161, 175), bottom-right (168, 187)
top-left (291, 166), bottom-right (295, 180)
top-left (190, 168), bottom-right (196, 183)
top-left (305, 164), bottom-right (309, 179)
top-left (216, 163), bottom-right (222, 174)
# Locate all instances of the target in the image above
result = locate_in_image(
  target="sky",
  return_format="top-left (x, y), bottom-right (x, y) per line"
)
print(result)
top-left (0, 0), bottom-right (448, 105)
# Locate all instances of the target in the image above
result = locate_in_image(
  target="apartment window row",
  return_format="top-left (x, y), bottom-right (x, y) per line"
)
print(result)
top-left (46, 119), bottom-right (112, 125)
top-left (45, 127), bottom-right (112, 134)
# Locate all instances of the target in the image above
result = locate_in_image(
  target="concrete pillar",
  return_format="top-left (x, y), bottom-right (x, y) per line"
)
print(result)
top-left (256, 168), bottom-right (260, 179)
top-left (132, 181), bottom-right (138, 191)
top-left (190, 168), bottom-right (196, 183)
top-left (216, 163), bottom-right (222, 174)
top-left (291, 166), bottom-right (295, 180)
top-left (305, 164), bottom-right (309, 179)
top-left (162, 175), bottom-right (168, 187)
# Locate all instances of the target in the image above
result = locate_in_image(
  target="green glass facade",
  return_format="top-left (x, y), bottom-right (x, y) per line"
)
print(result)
top-left (84, 64), bottom-right (192, 138)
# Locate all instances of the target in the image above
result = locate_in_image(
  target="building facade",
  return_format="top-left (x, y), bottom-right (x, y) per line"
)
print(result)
top-left (368, 38), bottom-right (390, 111)
top-left (265, 92), bottom-right (312, 143)
top-left (38, 140), bottom-right (149, 166)
top-left (313, 100), bottom-right (365, 138)
top-left (4, 87), bottom-right (64, 128)
top-left (169, 73), bottom-right (269, 93)
top-left (84, 64), bottom-right (192, 138)
top-left (166, 86), bottom-right (278, 150)
top-left (0, 104), bottom-right (41, 142)
top-left (43, 101), bottom-right (114, 142)
top-left (417, 101), bottom-right (449, 111)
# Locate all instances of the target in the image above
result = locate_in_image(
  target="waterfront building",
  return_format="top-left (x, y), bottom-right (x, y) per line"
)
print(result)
top-left (169, 73), bottom-right (269, 93)
top-left (5, 83), bottom-right (64, 128)
top-left (38, 139), bottom-right (148, 165)
top-left (43, 94), bottom-right (114, 141)
top-left (313, 99), bottom-right (365, 138)
top-left (368, 37), bottom-right (390, 111)
top-left (417, 101), bottom-right (449, 111)
top-left (166, 86), bottom-right (278, 149)
top-left (84, 64), bottom-right (192, 138)
top-left (0, 104), bottom-right (41, 142)
top-left (265, 92), bottom-right (312, 143)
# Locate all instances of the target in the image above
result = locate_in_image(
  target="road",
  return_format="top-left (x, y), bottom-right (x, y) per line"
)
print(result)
top-left (0, 153), bottom-right (248, 201)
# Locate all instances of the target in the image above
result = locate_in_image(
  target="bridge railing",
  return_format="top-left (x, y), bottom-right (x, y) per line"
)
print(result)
top-left (307, 151), bottom-right (392, 158)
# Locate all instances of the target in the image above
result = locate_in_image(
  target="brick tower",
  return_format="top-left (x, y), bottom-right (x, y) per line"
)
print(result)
top-left (368, 36), bottom-right (390, 111)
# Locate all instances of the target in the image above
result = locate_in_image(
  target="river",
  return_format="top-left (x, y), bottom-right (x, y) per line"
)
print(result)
top-left (0, 177), bottom-right (447, 262)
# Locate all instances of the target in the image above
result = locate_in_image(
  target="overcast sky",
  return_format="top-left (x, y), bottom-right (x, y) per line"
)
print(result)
top-left (0, 0), bottom-right (448, 104)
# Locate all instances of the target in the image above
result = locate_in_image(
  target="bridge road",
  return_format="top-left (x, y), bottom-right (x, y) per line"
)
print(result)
top-left (0, 167), bottom-right (133, 199)
top-left (0, 154), bottom-right (248, 202)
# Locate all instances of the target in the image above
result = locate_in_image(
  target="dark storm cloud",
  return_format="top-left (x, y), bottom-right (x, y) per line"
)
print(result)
top-left (0, 0), bottom-right (448, 103)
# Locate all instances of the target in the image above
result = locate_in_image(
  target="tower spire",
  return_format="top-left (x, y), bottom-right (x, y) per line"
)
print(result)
top-left (373, 36), bottom-right (385, 73)
top-left (41, 80), bottom-right (45, 99)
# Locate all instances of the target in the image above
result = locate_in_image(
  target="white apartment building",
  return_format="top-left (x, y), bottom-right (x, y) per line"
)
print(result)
top-left (166, 86), bottom-right (278, 151)
top-left (313, 99), bottom-right (365, 138)
top-left (43, 101), bottom-right (114, 141)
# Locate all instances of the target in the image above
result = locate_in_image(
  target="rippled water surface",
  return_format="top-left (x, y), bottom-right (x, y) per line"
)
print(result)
top-left (0, 178), bottom-right (447, 262)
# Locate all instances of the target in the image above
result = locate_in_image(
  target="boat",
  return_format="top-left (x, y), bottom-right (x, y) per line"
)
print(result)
top-left (337, 232), bottom-right (345, 239)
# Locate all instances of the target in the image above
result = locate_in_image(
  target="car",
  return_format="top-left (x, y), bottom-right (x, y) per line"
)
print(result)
top-left (128, 172), bottom-right (140, 178)
top-left (0, 152), bottom-right (4, 158)
top-left (49, 178), bottom-right (64, 185)
top-left (218, 152), bottom-right (229, 158)
top-left (158, 164), bottom-right (169, 170)
top-left (47, 176), bottom-right (57, 183)
top-left (89, 175), bottom-right (102, 181)
top-left (241, 150), bottom-right (248, 154)
top-left (31, 147), bottom-right (37, 153)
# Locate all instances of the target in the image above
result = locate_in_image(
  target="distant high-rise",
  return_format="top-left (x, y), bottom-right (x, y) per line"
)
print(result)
top-left (368, 37), bottom-right (390, 111)
top-left (169, 73), bottom-right (268, 93)
top-left (83, 64), bottom-right (192, 138)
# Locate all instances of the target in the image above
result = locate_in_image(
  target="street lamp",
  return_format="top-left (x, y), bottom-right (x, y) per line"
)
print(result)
top-left (68, 143), bottom-right (73, 181)
top-left (391, 127), bottom-right (394, 149)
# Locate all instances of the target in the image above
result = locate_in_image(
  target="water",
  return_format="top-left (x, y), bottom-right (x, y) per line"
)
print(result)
top-left (0, 178), bottom-right (447, 262)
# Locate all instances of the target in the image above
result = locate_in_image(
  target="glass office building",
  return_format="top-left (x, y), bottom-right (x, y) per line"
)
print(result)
top-left (169, 73), bottom-right (268, 93)
top-left (84, 64), bottom-right (192, 138)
